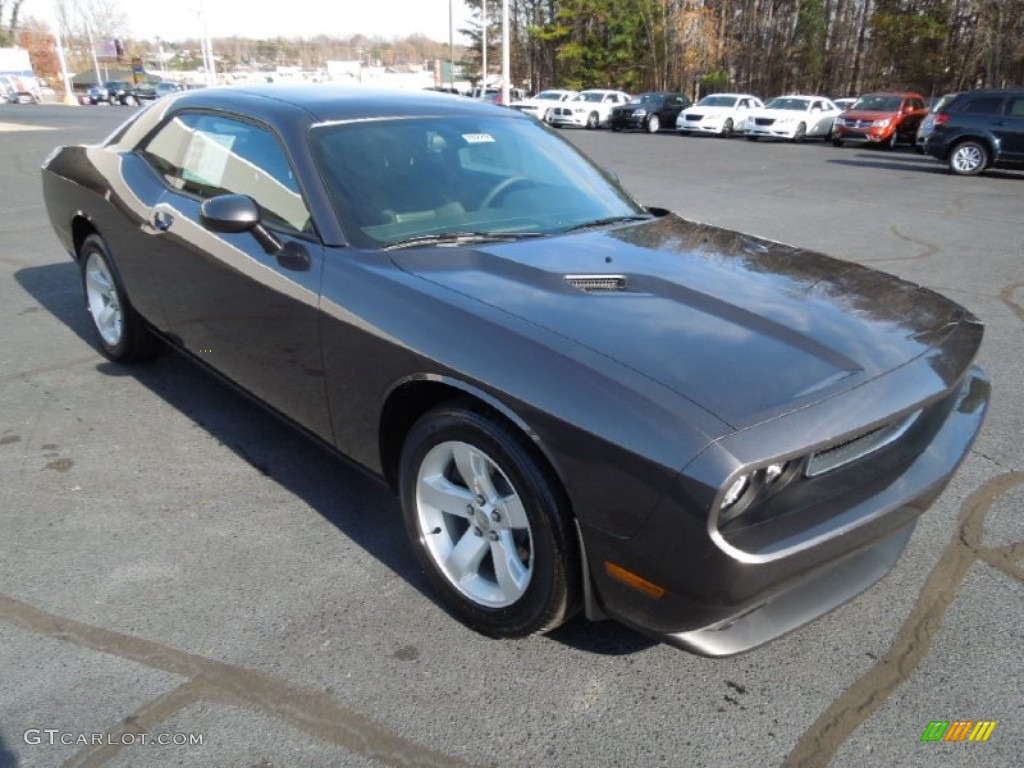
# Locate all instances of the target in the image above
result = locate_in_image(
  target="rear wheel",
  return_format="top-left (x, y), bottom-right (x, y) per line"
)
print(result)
top-left (948, 140), bottom-right (988, 176)
top-left (79, 235), bottom-right (158, 363)
top-left (646, 114), bottom-right (660, 133)
top-left (399, 401), bottom-right (580, 637)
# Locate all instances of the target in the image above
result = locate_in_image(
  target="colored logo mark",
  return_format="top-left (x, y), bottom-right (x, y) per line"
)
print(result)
top-left (921, 720), bottom-right (997, 742)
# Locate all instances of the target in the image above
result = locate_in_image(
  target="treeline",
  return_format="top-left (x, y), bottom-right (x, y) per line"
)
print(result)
top-left (465, 0), bottom-right (1024, 98)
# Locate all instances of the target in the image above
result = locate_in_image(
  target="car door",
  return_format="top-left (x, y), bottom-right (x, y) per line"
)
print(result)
top-left (137, 111), bottom-right (333, 441)
top-left (995, 94), bottom-right (1024, 162)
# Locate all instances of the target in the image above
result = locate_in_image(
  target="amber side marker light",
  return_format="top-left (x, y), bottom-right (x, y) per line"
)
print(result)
top-left (605, 561), bottom-right (667, 599)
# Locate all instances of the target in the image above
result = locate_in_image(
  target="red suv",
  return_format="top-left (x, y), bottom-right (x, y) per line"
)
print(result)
top-left (831, 92), bottom-right (928, 148)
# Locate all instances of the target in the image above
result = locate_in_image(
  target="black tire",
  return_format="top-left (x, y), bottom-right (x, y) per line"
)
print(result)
top-left (611, 125), bottom-right (622, 132)
top-left (585, 111), bottom-right (600, 129)
top-left (886, 129), bottom-right (899, 150)
top-left (720, 118), bottom-right (734, 138)
top-left (398, 401), bottom-right (580, 637)
top-left (123, 94), bottom-right (137, 106)
top-left (746, 135), bottom-right (759, 141)
top-left (793, 122), bottom-right (807, 143)
top-left (831, 137), bottom-right (844, 147)
top-left (948, 140), bottom-right (988, 176)
top-left (646, 114), bottom-right (660, 133)
top-left (79, 234), bottom-right (159, 363)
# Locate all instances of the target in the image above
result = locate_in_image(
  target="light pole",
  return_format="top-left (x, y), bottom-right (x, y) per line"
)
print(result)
top-left (501, 0), bottom-right (509, 105)
top-left (481, 0), bottom-right (487, 96)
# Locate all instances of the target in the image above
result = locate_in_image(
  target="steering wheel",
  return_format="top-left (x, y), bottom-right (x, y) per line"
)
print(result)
top-left (480, 176), bottom-right (533, 209)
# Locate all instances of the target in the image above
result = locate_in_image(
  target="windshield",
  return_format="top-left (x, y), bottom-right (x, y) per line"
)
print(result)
top-left (765, 97), bottom-right (810, 111)
top-left (577, 92), bottom-right (606, 103)
top-left (629, 93), bottom-right (661, 105)
top-left (852, 95), bottom-right (903, 112)
top-left (536, 91), bottom-right (564, 101)
top-left (696, 95), bottom-right (738, 108)
top-left (311, 115), bottom-right (645, 249)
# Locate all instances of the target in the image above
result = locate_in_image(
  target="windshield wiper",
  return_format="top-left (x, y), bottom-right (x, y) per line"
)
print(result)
top-left (383, 231), bottom-right (546, 251)
top-left (561, 215), bottom-right (653, 233)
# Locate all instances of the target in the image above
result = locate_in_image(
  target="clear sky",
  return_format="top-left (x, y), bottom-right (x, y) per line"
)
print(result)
top-left (121, 0), bottom-right (473, 43)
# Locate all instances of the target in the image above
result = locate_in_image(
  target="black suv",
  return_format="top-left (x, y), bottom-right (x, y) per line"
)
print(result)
top-left (610, 92), bottom-right (692, 134)
top-left (924, 89), bottom-right (1024, 175)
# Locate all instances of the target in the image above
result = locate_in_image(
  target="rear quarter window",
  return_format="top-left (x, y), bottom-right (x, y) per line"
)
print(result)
top-left (959, 96), bottom-right (1005, 115)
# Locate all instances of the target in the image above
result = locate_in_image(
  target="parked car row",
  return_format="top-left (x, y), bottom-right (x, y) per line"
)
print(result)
top-left (87, 80), bottom-right (184, 106)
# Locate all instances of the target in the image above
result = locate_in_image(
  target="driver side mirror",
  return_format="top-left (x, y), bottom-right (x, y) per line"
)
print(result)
top-left (200, 194), bottom-right (305, 269)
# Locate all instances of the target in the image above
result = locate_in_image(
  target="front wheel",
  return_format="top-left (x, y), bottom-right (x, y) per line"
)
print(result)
top-left (720, 118), bottom-right (734, 138)
top-left (80, 235), bottom-right (159, 363)
top-left (646, 114), bottom-right (660, 133)
top-left (793, 123), bottom-right (807, 143)
top-left (831, 137), bottom-right (844, 147)
top-left (585, 111), bottom-right (600, 129)
top-left (948, 140), bottom-right (988, 176)
top-left (399, 402), bottom-right (580, 637)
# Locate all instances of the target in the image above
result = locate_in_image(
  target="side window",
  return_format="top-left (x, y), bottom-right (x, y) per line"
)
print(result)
top-left (138, 115), bottom-right (193, 188)
top-left (1007, 96), bottom-right (1024, 117)
top-left (175, 113), bottom-right (311, 233)
top-left (908, 98), bottom-right (925, 111)
top-left (962, 96), bottom-right (1004, 115)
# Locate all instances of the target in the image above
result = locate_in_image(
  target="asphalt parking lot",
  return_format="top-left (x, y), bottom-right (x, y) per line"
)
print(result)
top-left (1, 103), bottom-right (1021, 768)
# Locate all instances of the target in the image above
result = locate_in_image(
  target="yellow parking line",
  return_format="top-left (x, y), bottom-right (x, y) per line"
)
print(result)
top-left (0, 122), bottom-right (55, 132)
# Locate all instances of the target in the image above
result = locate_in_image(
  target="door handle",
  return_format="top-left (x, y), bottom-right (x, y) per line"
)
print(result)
top-left (152, 210), bottom-right (174, 232)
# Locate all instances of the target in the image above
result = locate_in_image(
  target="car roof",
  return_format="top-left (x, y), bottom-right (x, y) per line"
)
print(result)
top-left (159, 84), bottom-right (528, 126)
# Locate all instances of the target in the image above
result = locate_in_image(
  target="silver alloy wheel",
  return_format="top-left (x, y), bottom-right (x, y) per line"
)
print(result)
top-left (415, 440), bottom-right (534, 608)
top-left (84, 251), bottom-right (123, 346)
top-left (951, 143), bottom-right (985, 174)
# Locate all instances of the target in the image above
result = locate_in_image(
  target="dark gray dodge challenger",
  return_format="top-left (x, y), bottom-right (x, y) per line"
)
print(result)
top-left (41, 85), bottom-right (989, 655)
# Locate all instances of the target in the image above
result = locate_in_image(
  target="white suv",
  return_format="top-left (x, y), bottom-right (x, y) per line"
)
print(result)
top-left (548, 89), bottom-right (631, 129)
top-left (676, 93), bottom-right (764, 137)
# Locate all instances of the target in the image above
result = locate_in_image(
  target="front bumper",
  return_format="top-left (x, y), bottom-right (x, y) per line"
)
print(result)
top-left (581, 362), bottom-right (989, 656)
top-left (834, 125), bottom-right (893, 144)
top-left (677, 120), bottom-right (725, 134)
top-left (747, 125), bottom-right (799, 140)
top-left (549, 112), bottom-right (591, 128)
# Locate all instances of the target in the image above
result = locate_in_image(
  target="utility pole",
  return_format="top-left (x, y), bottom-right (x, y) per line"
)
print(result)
top-left (501, 0), bottom-right (510, 105)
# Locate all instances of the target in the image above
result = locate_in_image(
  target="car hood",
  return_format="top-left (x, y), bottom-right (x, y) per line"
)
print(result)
top-left (389, 215), bottom-right (972, 429)
top-left (753, 108), bottom-right (816, 120)
top-left (841, 110), bottom-right (898, 121)
top-left (684, 106), bottom-right (736, 115)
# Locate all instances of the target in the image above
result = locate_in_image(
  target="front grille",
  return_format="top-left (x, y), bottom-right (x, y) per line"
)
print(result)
top-left (755, 118), bottom-right (775, 126)
top-left (685, 113), bottom-right (702, 121)
top-left (805, 411), bottom-right (920, 477)
top-left (564, 274), bottom-right (626, 292)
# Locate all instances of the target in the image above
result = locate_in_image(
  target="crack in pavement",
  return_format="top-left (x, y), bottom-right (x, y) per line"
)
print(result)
top-left (784, 470), bottom-right (1024, 768)
top-left (63, 680), bottom-right (205, 768)
top-left (0, 593), bottom-right (474, 768)
top-left (880, 225), bottom-right (942, 264)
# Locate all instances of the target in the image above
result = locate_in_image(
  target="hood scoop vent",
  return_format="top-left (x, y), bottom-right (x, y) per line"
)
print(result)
top-left (565, 274), bottom-right (627, 293)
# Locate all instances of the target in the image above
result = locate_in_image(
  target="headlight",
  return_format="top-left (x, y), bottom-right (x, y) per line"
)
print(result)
top-left (834, 117), bottom-right (845, 126)
top-left (872, 119), bottom-right (891, 127)
top-left (718, 462), bottom-right (793, 526)
top-left (633, 109), bottom-right (647, 117)
top-left (721, 474), bottom-right (750, 510)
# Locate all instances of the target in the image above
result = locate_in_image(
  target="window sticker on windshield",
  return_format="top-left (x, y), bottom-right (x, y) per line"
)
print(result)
top-left (462, 133), bottom-right (495, 144)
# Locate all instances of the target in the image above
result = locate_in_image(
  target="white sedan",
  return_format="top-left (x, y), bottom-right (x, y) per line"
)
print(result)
top-left (676, 93), bottom-right (764, 137)
top-left (548, 89), bottom-right (632, 129)
top-left (745, 96), bottom-right (842, 142)
top-left (509, 89), bottom-right (577, 123)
